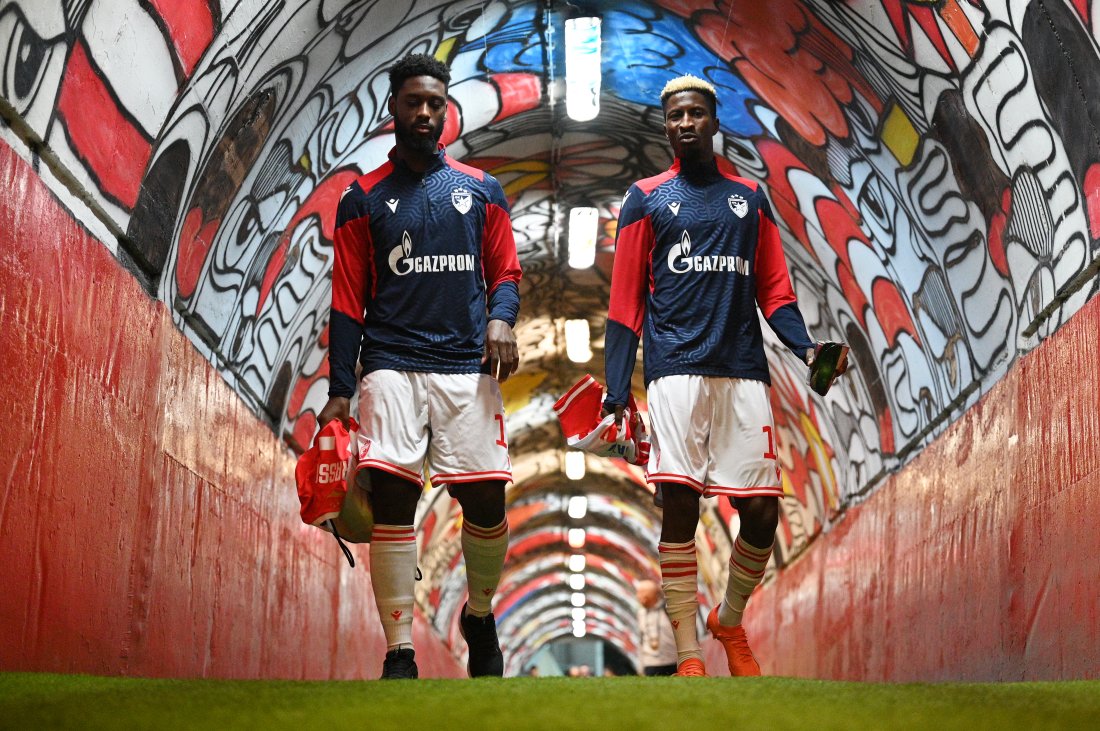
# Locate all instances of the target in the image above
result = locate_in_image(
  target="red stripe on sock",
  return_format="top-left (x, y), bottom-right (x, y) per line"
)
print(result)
top-left (464, 521), bottom-right (508, 539)
top-left (661, 570), bottom-right (697, 578)
top-left (729, 557), bottom-right (766, 577)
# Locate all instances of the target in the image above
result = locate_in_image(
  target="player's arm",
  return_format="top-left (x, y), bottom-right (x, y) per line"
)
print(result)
top-left (754, 194), bottom-right (816, 363)
top-left (319, 183), bottom-right (373, 429)
top-left (481, 179), bottom-right (522, 382)
top-left (604, 185), bottom-right (652, 419)
top-left (754, 195), bottom-right (849, 379)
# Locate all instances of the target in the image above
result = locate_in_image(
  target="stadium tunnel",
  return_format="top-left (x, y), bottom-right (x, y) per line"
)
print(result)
top-left (2, 0), bottom-right (1099, 680)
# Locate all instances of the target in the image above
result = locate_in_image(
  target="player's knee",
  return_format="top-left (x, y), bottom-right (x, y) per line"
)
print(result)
top-left (660, 484), bottom-right (701, 542)
top-left (369, 469), bottom-right (422, 524)
top-left (732, 495), bottom-right (779, 543)
top-left (455, 480), bottom-right (507, 527)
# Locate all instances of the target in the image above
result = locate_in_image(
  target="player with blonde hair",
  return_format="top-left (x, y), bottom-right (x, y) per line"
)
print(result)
top-left (603, 74), bottom-right (847, 677)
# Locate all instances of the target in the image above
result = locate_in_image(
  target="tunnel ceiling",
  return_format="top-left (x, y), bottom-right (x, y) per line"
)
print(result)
top-left (4, 0), bottom-right (1098, 672)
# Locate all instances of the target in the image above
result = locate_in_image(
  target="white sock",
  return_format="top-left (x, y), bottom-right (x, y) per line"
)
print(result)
top-left (369, 524), bottom-right (418, 649)
top-left (659, 539), bottom-right (701, 663)
top-left (461, 517), bottom-right (509, 617)
top-left (717, 535), bottom-right (772, 627)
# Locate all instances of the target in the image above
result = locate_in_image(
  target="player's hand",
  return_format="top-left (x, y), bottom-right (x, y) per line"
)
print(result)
top-left (484, 319), bottom-right (519, 382)
top-left (317, 396), bottom-right (352, 431)
top-left (807, 343), bottom-right (850, 377)
top-left (600, 404), bottom-right (625, 428)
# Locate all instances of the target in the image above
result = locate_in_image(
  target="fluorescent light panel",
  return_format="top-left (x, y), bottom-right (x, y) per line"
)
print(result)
top-left (564, 318), bottom-right (593, 363)
top-left (564, 16), bottom-right (601, 122)
top-left (567, 207), bottom-right (598, 269)
top-left (564, 450), bottom-right (586, 480)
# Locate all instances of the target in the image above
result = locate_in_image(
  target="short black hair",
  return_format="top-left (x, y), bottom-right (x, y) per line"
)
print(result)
top-left (389, 53), bottom-right (451, 97)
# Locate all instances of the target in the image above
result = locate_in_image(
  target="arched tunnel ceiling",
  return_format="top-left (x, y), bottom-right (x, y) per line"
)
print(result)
top-left (4, 0), bottom-right (1098, 670)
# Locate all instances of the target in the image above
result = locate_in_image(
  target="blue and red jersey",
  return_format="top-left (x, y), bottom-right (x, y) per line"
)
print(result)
top-left (604, 156), bottom-right (813, 408)
top-left (328, 146), bottom-right (521, 398)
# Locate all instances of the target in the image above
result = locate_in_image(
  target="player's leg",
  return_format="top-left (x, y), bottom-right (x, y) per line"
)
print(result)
top-left (368, 470), bottom-right (422, 679)
top-left (453, 479), bottom-right (508, 617)
top-left (647, 375), bottom-right (710, 676)
top-left (658, 483), bottom-right (707, 676)
top-left (704, 378), bottom-right (781, 676)
top-left (356, 370), bottom-right (430, 679)
top-left (717, 494), bottom-right (777, 628)
top-left (452, 479), bottom-right (508, 677)
top-left (426, 373), bottom-right (511, 677)
top-left (703, 494), bottom-right (776, 677)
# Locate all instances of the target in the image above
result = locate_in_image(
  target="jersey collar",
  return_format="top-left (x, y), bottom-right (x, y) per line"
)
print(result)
top-left (388, 144), bottom-right (447, 175)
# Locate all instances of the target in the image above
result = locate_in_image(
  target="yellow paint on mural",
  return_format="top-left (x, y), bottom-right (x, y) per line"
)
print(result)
top-left (435, 37), bottom-right (456, 63)
top-left (881, 102), bottom-right (920, 166)
top-left (499, 371), bottom-right (547, 414)
top-left (495, 161), bottom-right (551, 197)
top-left (298, 152), bottom-right (311, 173)
top-left (503, 172), bottom-right (550, 197)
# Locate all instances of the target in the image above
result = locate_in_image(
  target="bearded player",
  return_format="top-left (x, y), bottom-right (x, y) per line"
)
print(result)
top-left (318, 53), bottom-right (521, 679)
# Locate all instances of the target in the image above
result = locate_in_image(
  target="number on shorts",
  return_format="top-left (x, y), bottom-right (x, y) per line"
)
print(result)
top-left (762, 425), bottom-right (777, 460)
top-left (495, 413), bottom-right (507, 448)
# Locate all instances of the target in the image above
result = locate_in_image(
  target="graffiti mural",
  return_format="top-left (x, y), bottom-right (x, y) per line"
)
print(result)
top-left (3, 0), bottom-right (1098, 667)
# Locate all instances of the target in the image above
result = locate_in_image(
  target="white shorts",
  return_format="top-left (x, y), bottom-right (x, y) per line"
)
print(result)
top-left (646, 375), bottom-right (782, 498)
top-left (355, 370), bottom-right (512, 487)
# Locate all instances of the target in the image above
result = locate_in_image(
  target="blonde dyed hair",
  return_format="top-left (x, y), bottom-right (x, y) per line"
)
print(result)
top-left (660, 75), bottom-right (717, 113)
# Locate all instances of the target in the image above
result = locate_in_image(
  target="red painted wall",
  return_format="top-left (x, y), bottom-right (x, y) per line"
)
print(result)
top-left (742, 291), bottom-right (1100, 681)
top-left (0, 141), bottom-right (462, 679)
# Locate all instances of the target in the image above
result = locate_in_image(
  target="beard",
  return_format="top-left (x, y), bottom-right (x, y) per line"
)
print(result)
top-left (394, 119), bottom-right (443, 156)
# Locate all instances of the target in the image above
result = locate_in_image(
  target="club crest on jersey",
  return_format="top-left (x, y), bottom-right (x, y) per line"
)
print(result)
top-left (451, 187), bottom-right (472, 214)
top-left (728, 194), bottom-right (748, 218)
top-left (388, 230), bottom-right (476, 276)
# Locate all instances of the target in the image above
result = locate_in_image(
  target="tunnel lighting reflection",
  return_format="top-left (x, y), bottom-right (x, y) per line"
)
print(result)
top-left (567, 207), bottom-right (599, 269)
top-left (572, 607), bottom-right (586, 621)
top-left (571, 592), bottom-right (586, 607)
top-left (572, 620), bottom-right (587, 638)
top-left (567, 528), bottom-right (586, 548)
top-left (568, 574), bottom-right (586, 591)
top-left (568, 554), bottom-right (586, 572)
top-left (567, 495), bottom-right (588, 519)
top-left (564, 317), bottom-right (593, 362)
top-left (564, 450), bottom-right (586, 480)
top-left (564, 16), bottom-right (601, 122)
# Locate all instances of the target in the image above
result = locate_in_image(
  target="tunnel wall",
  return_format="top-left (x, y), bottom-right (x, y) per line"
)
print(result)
top-left (744, 290), bottom-right (1100, 681)
top-left (0, 142), bottom-right (462, 679)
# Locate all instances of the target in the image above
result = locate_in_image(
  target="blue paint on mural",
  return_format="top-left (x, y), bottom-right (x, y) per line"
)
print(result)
top-left (604, 3), bottom-right (762, 137)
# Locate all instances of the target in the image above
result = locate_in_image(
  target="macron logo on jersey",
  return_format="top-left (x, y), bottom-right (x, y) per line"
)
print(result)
top-left (668, 201), bottom-right (681, 215)
top-left (386, 198), bottom-right (399, 213)
top-left (388, 230), bottom-right (477, 276)
top-left (667, 230), bottom-right (751, 275)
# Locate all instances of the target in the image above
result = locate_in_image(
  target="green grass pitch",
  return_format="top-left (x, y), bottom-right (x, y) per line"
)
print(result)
top-left (3, 673), bottom-right (1099, 730)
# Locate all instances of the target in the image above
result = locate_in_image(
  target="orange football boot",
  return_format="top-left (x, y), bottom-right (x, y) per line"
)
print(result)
top-left (706, 606), bottom-right (761, 676)
top-left (673, 657), bottom-right (707, 677)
